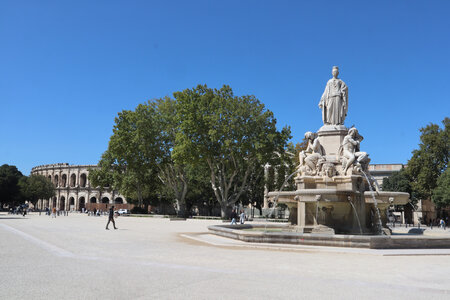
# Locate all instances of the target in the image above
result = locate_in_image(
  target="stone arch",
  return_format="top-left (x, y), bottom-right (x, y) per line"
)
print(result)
top-left (62, 174), bottom-right (67, 187)
top-left (101, 197), bottom-right (109, 204)
top-left (90, 197), bottom-right (97, 203)
top-left (114, 197), bottom-right (123, 204)
top-left (52, 197), bottom-right (57, 208)
top-left (54, 175), bottom-right (59, 187)
top-left (79, 197), bottom-right (85, 211)
top-left (80, 173), bottom-right (87, 187)
top-left (70, 174), bottom-right (76, 187)
top-left (69, 197), bottom-right (75, 205)
top-left (48, 175), bottom-right (52, 181)
top-left (60, 196), bottom-right (65, 210)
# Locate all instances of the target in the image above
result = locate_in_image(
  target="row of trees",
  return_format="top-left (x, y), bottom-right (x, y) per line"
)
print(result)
top-left (383, 117), bottom-right (449, 209)
top-left (0, 164), bottom-right (55, 209)
top-left (89, 85), bottom-right (292, 217)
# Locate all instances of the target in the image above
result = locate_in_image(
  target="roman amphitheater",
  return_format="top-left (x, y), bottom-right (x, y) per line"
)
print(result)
top-left (31, 163), bottom-right (131, 211)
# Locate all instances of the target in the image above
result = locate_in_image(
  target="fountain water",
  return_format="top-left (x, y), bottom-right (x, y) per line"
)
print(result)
top-left (270, 169), bottom-right (300, 206)
top-left (348, 198), bottom-right (363, 235)
top-left (264, 169), bottom-right (300, 232)
top-left (361, 170), bottom-right (384, 235)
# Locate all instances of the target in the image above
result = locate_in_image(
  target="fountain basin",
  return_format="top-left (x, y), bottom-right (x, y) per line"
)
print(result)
top-left (208, 224), bottom-right (450, 249)
top-left (267, 175), bottom-right (410, 235)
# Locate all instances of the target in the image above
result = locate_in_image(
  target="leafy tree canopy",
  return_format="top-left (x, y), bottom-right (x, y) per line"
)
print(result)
top-left (173, 84), bottom-right (291, 217)
top-left (382, 168), bottom-right (411, 194)
top-left (0, 164), bottom-right (24, 207)
top-left (90, 102), bottom-right (168, 207)
top-left (432, 168), bottom-right (450, 208)
top-left (406, 117), bottom-right (449, 201)
top-left (19, 175), bottom-right (55, 206)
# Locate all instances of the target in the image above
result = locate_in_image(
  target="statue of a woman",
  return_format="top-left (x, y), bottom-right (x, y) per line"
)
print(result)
top-left (318, 66), bottom-right (348, 125)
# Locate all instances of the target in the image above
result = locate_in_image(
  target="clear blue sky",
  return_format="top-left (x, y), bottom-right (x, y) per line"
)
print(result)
top-left (1, 0), bottom-right (449, 175)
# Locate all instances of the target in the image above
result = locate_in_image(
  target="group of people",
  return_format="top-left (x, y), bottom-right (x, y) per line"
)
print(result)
top-left (230, 209), bottom-right (246, 225)
top-left (44, 207), bottom-right (69, 217)
top-left (86, 208), bottom-right (105, 216)
top-left (49, 205), bottom-right (118, 230)
top-left (429, 218), bottom-right (448, 229)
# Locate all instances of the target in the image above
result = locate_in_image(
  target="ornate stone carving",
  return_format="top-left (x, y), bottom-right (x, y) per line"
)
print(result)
top-left (318, 66), bottom-right (348, 125)
top-left (298, 132), bottom-right (324, 175)
top-left (340, 128), bottom-right (370, 175)
top-left (320, 162), bottom-right (337, 178)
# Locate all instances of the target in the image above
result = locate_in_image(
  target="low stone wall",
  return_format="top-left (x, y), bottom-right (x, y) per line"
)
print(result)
top-left (208, 224), bottom-right (450, 249)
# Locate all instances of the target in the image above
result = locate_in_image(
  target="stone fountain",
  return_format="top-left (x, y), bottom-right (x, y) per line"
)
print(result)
top-left (269, 66), bottom-right (409, 235)
top-left (208, 67), bottom-right (450, 248)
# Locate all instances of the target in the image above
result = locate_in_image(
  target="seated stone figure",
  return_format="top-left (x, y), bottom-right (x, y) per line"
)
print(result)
top-left (341, 128), bottom-right (370, 175)
top-left (299, 132), bottom-right (324, 175)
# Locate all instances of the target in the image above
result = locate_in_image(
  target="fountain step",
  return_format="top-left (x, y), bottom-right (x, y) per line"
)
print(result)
top-left (208, 224), bottom-right (450, 249)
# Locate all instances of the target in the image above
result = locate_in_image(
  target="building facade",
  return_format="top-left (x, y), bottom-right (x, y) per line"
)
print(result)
top-left (31, 163), bottom-right (131, 211)
top-left (367, 164), bottom-right (404, 188)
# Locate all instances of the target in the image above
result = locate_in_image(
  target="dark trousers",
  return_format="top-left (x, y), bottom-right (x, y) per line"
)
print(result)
top-left (106, 217), bottom-right (116, 229)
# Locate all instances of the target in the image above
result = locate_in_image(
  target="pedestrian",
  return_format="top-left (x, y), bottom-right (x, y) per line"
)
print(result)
top-left (239, 210), bottom-right (246, 224)
top-left (106, 205), bottom-right (118, 230)
top-left (230, 209), bottom-right (237, 225)
top-left (51, 207), bottom-right (56, 218)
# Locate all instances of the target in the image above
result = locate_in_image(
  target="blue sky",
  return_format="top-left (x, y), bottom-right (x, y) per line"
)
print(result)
top-left (1, 0), bottom-right (449, 175)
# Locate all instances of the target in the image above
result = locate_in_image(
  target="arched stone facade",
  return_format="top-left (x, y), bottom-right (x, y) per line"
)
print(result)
top-left (31, 163), bottom-right (131, 211)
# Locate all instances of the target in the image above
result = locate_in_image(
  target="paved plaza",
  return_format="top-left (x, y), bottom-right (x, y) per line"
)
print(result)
top-left (1, 213), bottom-right (450, 299)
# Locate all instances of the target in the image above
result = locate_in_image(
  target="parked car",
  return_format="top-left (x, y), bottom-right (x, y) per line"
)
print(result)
top-left (117, 209), bottom-right (130, 215)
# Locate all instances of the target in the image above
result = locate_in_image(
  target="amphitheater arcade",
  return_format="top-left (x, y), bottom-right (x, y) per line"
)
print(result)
top-left (31, 163), bottom-right (130, 211)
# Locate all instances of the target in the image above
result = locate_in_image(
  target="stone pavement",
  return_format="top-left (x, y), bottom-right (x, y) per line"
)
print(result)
top-left (1, 213), bottom-right (450, 299)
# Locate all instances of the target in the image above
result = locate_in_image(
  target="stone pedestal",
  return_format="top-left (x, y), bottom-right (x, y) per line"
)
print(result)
top-left (317, 125), bottom-right (348, 161)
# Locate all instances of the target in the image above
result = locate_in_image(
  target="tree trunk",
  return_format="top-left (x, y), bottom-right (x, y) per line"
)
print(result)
top-left (175, 200), bottom-right (187, 217)
top-left (220, 203), bottom-right (232, 219)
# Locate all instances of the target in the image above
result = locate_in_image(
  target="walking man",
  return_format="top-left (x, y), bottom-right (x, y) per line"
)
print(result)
top-left (230, 209), bottom-right (237, 225)
top-left (239, 210), bottom-right (246, 224)
top-left (106, 205), bottom-right (118, 230)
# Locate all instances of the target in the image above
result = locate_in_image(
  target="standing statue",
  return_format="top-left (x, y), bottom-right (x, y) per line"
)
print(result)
top-left (299, 132), bottom-right (324, 175)
top-left (341, 128), bottom-right (370, 174)
top-left (318, 66), bottom-right (348, 125)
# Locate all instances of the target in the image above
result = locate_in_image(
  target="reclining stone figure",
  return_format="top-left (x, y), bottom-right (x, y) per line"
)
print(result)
top-left (299, 131), bottom-right (324, 175)
top-left (341, 128), bottom-right (370, 175)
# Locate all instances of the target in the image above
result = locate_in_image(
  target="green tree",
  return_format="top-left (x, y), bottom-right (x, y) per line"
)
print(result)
top-left (382, 168), bottom-right (415, 214)
top-left (182, 164), bottom-right (216, 216)
top-left (154, 97), bottom-right (190, 216)
top-left (432, 168), bottom-right (450, 208)
top-left (289, 138), bottom-right (308, 166)
top-left (90, 102), bottom-right (167, 208)
top-left (406, 117), bottom-right (449, 203)
top-left (173, 85), bottom-right (291, 217)
top-left (19, 175), bottom-right (55, 207)
top-left (241, 161), bottom-right (266, 214)
top-left (0, 164), bottom-right (24, 208)
top-left (382, 168), bottom-right (412, 194)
